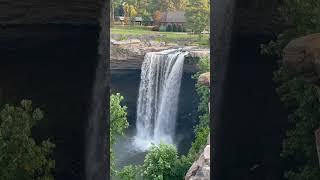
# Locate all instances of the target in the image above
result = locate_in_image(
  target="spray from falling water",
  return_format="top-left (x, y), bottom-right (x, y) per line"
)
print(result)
top-left (133, 49), bottom-right (189, 151)
top-left (85, 1), bottom-right (108, 180)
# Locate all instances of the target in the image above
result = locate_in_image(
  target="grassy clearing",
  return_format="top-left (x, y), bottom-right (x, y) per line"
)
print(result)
top-left (111, 26), bottom-right (209, 46)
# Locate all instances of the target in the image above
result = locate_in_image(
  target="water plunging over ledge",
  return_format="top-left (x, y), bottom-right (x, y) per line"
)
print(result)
top-left (133, 49), bottom-right (189, 151)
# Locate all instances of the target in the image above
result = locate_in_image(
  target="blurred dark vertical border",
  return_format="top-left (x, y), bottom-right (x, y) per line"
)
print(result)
top-left (0, 0), bottom-right (109, 179)
top-left (211, 0), bottom-right (236, 179)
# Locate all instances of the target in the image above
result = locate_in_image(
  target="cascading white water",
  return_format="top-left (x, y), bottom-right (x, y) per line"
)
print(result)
top-left (133, 49), bottom-right (188, 151)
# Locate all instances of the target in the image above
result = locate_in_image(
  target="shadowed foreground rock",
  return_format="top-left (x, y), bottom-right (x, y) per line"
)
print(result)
top-left (316, 128), bottom-right (320, 166)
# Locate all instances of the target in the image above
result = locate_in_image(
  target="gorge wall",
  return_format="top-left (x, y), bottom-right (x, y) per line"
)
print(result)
top-left (0, 1), bottom-right (103, 179)
top-left (213, 0), bottom-right (289, 180)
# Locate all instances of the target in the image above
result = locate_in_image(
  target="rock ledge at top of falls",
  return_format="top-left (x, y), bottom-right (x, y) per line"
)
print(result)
top-left (283, 33), bottom-right (320, 86)
top-left (110, 39), bottom-right (210, 72)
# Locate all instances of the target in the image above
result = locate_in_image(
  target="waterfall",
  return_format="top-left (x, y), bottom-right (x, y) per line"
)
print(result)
top-left (85, 1), bottom-right (108, 180)
top-left (134, 49), bottom-right (188, 151)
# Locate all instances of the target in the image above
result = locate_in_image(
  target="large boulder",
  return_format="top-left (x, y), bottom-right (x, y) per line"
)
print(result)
top-left (198, 72), bottom-right (210, 86)
top-left (185, 134), bottom-right (211, 180)
top-left (283, 33), bottom-right (320, 85)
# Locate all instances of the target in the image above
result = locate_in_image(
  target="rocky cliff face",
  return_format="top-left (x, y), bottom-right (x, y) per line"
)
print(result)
top-left (110, 39), bottom-right (210, 72)
top-left (185, 135), bottom-right (211, 180)
top-left (0, 1), bottom-right (103, 179)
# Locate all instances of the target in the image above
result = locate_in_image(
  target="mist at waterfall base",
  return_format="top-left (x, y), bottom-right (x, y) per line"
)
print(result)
top-left (111, 50), bottom-right (199, 168)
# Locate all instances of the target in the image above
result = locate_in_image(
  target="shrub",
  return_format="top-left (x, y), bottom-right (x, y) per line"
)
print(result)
top-left (110, 93), bottom-right (129, 175)
top-left (118, 34), bottom-right (127, 41)
top-left (0, 100), bottom-right (55, 180)
top-left (142, 142), bottom-right (178, 179)
top-left (183, 27), bottom-right (187, 32)
top-left (159, 25), bottom-right (166, 32)
top-left (166, 24), bottom-right (172, 32)
top-left (172, 24), bottom-right (177, 32)
top-left (274, 67), bottom-right (320, 180)
top-left (152, 26), bottom-right (160, 31)
top-left (177, 25), bottom-right (183, 32)
top-left (117, 165), bottom-right (142, 180)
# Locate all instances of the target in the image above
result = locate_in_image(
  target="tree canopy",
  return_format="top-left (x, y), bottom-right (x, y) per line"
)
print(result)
top-left (0, 100), bottom-right (55, 180)
top-left (185, 0), bottom-right (210, 34)
top-left (110, 93), bottom-right (129, 175)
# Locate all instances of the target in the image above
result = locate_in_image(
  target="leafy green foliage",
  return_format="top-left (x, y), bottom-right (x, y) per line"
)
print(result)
top-left (192, 57), bottom-right (210, 133)
top-left (274, 67), bottom-right (320, 180)
top-left (189, 126), bottom-right (210, 156)
top-left (170, 155), bottom-right (194, 179)
top-left (142, 142), bottom-right (178, 180)
top-left (0, 100), bottom-right (55, 180)
top-left (261, 1), bottom-right (320, 179)
top-left (188, 56), bottom-right (210, 160)
top-left (185, 0), bottom-right (210, 35)
top-left (166, 24), bottom-right (172, 32)
top-left (110, 93), bottom-right (129, 175)
top-left (117, 165), bottom-right (142, 180)
top-left (261, 0), bottom-right (320, 57)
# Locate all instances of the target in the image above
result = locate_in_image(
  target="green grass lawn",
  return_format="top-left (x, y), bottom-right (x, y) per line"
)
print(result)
top-left (111, 26), bottom-right (209, 46)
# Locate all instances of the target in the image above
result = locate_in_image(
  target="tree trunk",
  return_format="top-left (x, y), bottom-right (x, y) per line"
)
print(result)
top-left (111, 4), bottom-right (114, 25)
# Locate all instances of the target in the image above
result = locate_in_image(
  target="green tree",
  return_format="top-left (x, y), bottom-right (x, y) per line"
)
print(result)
top-left (274, 68), bottom-right (320, 180)
top-left (0, 100), bottom-right (55, 180)
top-left (261, 0), bottom-right (320, 57)
top-left (117, 165), bottom-right (142, 180)
top-left (142, 142), bottom-right (178, 180)
top-left (110, 93), bottom-right (129, 175)
top-left (174, 0), bottom-right (187, 10)
top-left (123, 3), bottom-right (130, 25)
top-left (189, 56), bottom-right (210, 157)
top-left (261, 1), bottom-right (320, 179)
top-left (185, 0), bottom-right (210, 34)
top-left (129, 5), bottom-right (138, 24)
top-left (111, 0), bottom-right (122, 24)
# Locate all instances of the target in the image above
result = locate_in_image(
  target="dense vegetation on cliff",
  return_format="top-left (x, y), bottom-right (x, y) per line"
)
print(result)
top-left (263, 0), bottom-right (320, 179)
top-left (0, 100), bottom-right (55, 180)
top-left (110, 93), bottom-right (129, 176)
